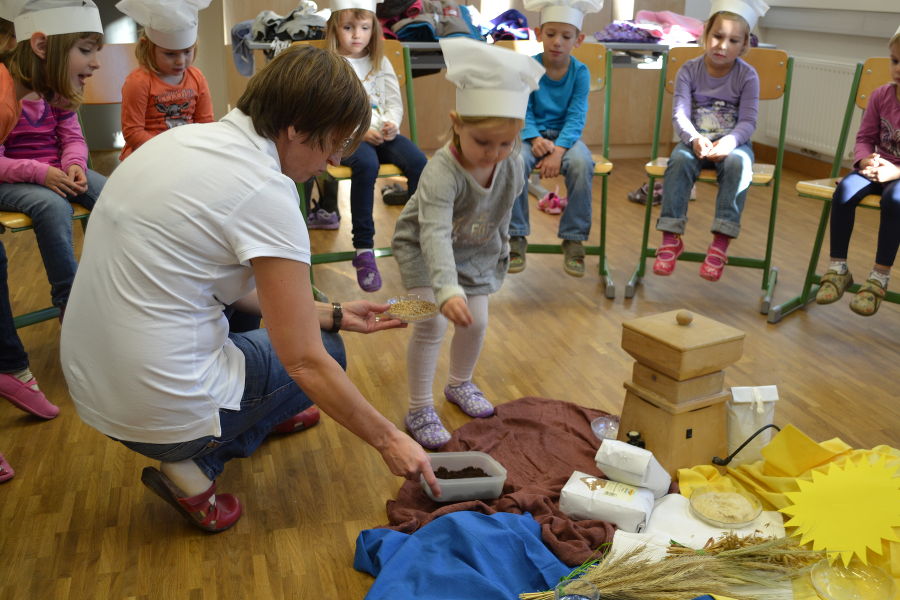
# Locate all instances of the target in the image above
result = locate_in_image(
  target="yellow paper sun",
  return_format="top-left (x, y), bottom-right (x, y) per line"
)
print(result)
top-left (780, 455), bottom-right (900, 566)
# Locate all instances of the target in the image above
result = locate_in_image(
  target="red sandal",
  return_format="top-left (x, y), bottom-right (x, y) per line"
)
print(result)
top-left (699, 244), bottom-right (728, 281)
top-left (271, 405), bottom-right (320, 434)
top-left (141, 467), bottom-right (242, 533)
top-left (652, 236), bottom-right (684, 276)
top-left (0, 453), bottom-right (14, 483)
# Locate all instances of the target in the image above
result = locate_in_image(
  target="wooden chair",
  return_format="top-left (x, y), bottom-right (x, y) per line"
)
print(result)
top-left (625, 46), bottom-right (794, 314)
top-left (495, 40), bottom-right (616, 297)
top-left (767, 57), bottom-right (899, 323)
top-left (293, 39), bottom-right (418, 273)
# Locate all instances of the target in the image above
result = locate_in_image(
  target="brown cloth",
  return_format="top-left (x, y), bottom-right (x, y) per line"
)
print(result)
top-left (384, 397), bottom-right (618, 566)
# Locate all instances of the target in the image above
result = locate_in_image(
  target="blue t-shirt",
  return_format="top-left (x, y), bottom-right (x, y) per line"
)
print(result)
top-left (521, 53), bottom-right (590, 149)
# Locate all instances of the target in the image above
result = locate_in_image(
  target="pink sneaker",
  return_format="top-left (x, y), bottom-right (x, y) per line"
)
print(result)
top-left (0, 453), bottom-right (14, 483)
top-left (0, 373), bottom-right (59, 419)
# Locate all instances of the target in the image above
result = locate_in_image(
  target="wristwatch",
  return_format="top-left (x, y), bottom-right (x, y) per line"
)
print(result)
top-left (329, 302), bottom-right (342, 333)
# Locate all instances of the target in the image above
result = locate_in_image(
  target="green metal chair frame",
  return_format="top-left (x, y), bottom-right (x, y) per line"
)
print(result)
top-left (625, 47), bottom-right (794, 314)
top-left (496, 40), bottom-right (615, 297)
top-left (767, 57), bottom-right (899, 323)
top-left (295, 39), bottom-right (418, 276)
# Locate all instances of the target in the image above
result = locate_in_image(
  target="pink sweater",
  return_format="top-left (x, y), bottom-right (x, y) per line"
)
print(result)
top-left (0, 97), bottom-right (88, 185)
top-left (855, 82), bottom-right (900, 168)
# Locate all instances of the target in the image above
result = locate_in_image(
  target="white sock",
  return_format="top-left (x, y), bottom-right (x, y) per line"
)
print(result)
top-left (356, 248), bottom-right (373, 256)
top-left (13, 368), bottom-right (36, 388)
top-left (869, 269), bottom-right (890, 289)
top-left (828, 260), bottom-right (848, 275)
top-left (161, 460), bottom-right (214, 498)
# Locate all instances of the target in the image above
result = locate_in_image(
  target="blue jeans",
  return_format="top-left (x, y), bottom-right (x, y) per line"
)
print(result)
top-left (656, 142), bottom-right (754, 238)
top-left (0, 240), bottom-right (28, 373)
top-left (341, 134), bottom-right (427, 249)
top-left (831, 172), bottom-right (900, 267)
top-left (119, 328), bottom-right (347, 481)
top-left (0, 169), bottom-right (105, 308)
top-left (509, 131), bottom-right (594, 241)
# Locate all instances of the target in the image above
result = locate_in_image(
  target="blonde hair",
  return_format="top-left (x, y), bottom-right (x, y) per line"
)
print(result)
top-left (134, 28), bottom-right (197, 75)
top-left (2, 31), bottom-right (104, 109)
top-left (701, 11), bottom-right (751, 56)
top-left (449, 112), bottom-right (523, 154)
top-left (890, 31), bottom-right (900, 49)
top-left (325, 9), bottom-right (383, 79)
top-left (236, 44), bottom-right (370, 153)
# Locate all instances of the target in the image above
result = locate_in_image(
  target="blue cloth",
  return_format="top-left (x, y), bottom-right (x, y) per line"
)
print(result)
top-left (354, 512), bottom-right (570, 600)
top-left (522, 54), bottom-right (590, 150)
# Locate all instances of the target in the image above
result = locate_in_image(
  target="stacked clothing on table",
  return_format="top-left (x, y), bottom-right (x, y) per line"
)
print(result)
top-left (376, 0), bottom-right (482, 42)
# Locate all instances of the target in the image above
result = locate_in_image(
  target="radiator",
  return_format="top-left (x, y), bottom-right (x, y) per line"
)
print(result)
top-left (762, 56), bottom-right (858, 161)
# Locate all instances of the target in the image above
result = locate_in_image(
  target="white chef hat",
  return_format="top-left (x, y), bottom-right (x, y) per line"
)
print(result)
top-left (709, 0), bottom-right (769, 31)
top-left (893, 23), bottom-right (900, 39)
top-left (10, 0), bottom-right (102, 41)
top-left (116, 0), bottom-right (211, 50)
top-left (440, 38), bottom-right (545, 120)
top-left (523, 0), bottom-right (604, 31)
top-left (330, 0), bottom-right (383, 13)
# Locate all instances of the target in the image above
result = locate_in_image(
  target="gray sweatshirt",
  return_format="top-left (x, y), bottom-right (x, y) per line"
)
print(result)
top-left (391, 143), bottom-right (525, 308)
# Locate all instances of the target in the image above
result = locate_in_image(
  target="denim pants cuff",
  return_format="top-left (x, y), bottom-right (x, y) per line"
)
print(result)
top-left (656, 218), bottom-right (686, 235)
top-left (711, 219), bottom-right (741, 238)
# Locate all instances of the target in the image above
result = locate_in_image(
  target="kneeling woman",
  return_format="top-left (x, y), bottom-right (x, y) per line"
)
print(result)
top-left (60, 45), bottom-right (438, 533)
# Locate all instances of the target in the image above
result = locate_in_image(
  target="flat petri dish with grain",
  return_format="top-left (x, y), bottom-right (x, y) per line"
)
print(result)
top-left (385, 294), bottom-right (439, 322)
top-left (689, 486), bottom-right (763, 528)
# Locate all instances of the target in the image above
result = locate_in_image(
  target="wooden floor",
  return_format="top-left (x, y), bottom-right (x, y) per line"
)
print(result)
top-left (1, 157), bottom-right (898, 599)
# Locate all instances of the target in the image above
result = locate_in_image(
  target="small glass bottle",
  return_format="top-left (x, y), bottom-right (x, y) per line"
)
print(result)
top-left (626, 430), bottom-right (645, 448)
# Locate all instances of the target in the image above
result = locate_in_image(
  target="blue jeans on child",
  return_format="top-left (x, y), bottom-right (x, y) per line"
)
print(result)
top-left (0, 241), bottom-right (29, 373)
top-left (0, 169), bottom-right (105, 308)
top-left (831, 172), bottom-right (900, 267)
top-left (118, 328), bottom-right (346, 481)
top-left (656, 141), bottom-right (753, 238)
top-left (342, 134), bottom-right (427, 249)
top-left (509, 131), bottom-right (594, 241)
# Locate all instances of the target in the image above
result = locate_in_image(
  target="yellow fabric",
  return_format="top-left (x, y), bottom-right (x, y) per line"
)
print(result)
top-left (678, 425), bottom-right (900, 598)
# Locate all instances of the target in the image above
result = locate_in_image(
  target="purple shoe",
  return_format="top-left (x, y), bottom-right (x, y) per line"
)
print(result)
top-left (352, 252), bottom-right (382, 292)
top-left (405, 406), bottom-right (451, 450)
top-left (444, 382), bottom-right (494, 418)
top-left (307, 209), bottom-right (339, 230)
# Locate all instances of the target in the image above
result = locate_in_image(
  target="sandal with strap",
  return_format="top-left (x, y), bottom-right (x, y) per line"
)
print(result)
top-left (849, 278), bottom-right (887, 317)
top-left (0, 453), bottom-right (14, 483)
top-left (699, 245), bottom-right (728, 282)
top-left (815, 269), bottom-right (853, 305)
top-left (141, 467), bottom-right (242, 533)
top-left (652, 237), bottom-right (684, 276)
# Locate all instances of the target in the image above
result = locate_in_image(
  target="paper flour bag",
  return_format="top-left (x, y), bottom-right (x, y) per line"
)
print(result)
top-left (594, 439), bottom-right (671, 498)
top-left (728, 386), bottom-right (778, 465)
top-left (558, 471), bottom-right (655, 532)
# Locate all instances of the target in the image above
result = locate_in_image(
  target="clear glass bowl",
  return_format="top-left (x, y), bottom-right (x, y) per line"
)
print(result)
top-left (810, 559), bottom-right (896, 600)
top-left (689, 486), bottom-right (763, 528)
top-left (385, 294), bottom-right (438, 322)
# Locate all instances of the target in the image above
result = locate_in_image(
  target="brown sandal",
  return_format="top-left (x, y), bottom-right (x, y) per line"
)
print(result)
top-left (815, 269), bottom-right (853, 305)
top-left (849, 278), bottom-right (886, 316)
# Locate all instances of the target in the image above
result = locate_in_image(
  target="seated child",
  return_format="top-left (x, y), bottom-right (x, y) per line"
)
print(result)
top-left (508, 0), bottom-right (602, 278)
top-left (325, 0), bottom-right (427, 292)
top-left (815, 25), bottom-right (900, 316)
top-left (117, 0), bottom-right (214, 160)
top-left (652, 0), bottom-right (767, 282)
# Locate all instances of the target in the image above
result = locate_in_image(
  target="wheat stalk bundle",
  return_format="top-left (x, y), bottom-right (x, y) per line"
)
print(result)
top-left (519, 534), bottom-right (823, 600)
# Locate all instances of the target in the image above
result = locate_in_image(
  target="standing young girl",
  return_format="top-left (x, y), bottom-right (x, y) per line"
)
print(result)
top-left (0, 0), bottom-right (104, 479)
top-left (653, 0), bottom-right (767, 282)
top-left (325, 0), bottom-right (427, 293)
top-left (815, 27), bottom-right (900, 316)
top-left (392, 38), bottom-right (543, 449)
top-left (116, 0), bottom-right (213, 160)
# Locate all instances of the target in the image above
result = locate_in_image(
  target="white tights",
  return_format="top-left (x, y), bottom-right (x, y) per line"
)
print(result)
top-left (406, 287), bottom-right (489, 412)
